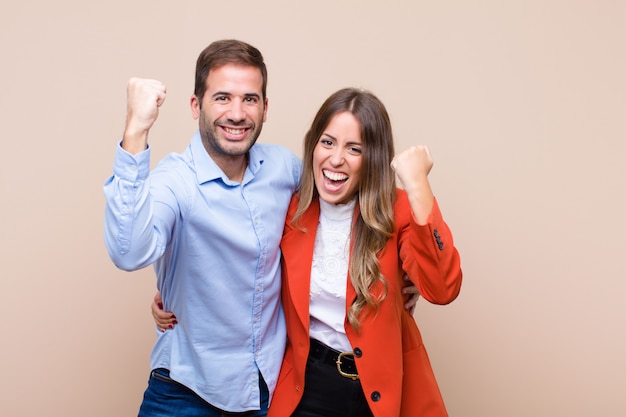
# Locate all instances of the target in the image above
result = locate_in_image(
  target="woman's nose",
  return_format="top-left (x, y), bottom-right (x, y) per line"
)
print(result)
top-left (329, 148), bottom-right (345, 166)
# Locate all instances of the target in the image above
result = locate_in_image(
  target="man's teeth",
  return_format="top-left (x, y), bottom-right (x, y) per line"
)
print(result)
top-left (224, 127), bottom-right (246, 134)
top-left (323, 170), bottom-right (348, 181)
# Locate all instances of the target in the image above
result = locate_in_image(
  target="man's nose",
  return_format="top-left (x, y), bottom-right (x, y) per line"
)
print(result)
top-left (227, 99), bottom-right (245, 122)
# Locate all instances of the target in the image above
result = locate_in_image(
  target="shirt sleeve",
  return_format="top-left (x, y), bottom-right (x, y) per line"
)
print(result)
top-left (103, 142), bottom-right (175, 271)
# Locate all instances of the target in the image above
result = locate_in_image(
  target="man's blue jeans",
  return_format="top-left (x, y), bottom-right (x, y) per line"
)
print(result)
top-left (137, 368), bottom-right (269, 417)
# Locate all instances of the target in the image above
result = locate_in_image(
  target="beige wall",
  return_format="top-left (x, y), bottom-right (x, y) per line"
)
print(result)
top-left (1, 1), bottom-right (625, 416)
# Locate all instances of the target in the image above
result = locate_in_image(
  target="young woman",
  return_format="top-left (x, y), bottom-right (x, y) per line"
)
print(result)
top-left (154, 88), bottom-right (462, 417)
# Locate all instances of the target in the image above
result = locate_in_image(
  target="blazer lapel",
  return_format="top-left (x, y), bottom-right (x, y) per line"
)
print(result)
top-left (282, 199), bottom-right (320, 329)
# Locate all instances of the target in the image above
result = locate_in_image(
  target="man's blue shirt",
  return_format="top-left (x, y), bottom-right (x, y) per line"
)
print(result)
top-left (104, 131), bottom-right (301, 411)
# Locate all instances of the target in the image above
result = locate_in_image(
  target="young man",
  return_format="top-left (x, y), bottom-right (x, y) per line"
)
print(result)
top-left (104, 40), bottom-right (301, 416)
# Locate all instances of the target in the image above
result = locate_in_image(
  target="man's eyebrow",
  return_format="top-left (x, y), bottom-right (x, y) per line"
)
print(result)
top-left (210, 91), bottom-right (261, 98)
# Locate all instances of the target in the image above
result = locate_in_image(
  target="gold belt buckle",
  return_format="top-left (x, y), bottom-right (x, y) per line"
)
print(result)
top-left (336, 351), bottom-right (359, 380)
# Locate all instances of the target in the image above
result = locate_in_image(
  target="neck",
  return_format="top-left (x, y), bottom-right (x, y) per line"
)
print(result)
top-left (214, 153), bottom-right (249, 183)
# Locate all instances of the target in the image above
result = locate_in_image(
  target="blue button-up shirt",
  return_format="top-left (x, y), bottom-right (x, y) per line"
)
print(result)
top-left (104, 131), bottom-right (301, 411)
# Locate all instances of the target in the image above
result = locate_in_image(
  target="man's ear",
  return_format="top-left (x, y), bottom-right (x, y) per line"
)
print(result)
top-left (190, 94), bottom-right (200, 120)
top-left (262, 97), bottom-right (269, 123)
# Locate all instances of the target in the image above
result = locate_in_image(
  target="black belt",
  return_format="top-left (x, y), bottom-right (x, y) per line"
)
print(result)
top-left (309, 338), bottom-right (359, 380)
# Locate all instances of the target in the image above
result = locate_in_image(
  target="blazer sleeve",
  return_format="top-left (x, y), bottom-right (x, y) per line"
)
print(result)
top-left (396, 191), bottom-right (462, 305)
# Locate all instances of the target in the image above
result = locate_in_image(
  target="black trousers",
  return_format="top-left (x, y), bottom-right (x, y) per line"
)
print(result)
top-left (291, 350), bottom-right (374, 417)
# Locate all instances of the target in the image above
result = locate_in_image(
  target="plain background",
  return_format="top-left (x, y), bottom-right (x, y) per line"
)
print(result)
top-left (1, 1), bottom-right (625, 416)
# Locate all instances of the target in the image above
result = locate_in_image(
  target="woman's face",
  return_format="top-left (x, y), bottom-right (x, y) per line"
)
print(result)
top-left (312, 111), bottom-right (364, 205)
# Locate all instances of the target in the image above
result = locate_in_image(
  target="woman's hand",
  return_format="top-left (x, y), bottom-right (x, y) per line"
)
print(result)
top-left (151, 291), bottom-right (177, 332)
top-left (391, 146), bottom-right (435, 225)
top-left (402, 274), bottom-right (421, 316)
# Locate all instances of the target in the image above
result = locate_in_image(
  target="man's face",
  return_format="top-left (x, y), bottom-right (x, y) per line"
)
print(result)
top-left (191, 64), bottom-right (268, 162)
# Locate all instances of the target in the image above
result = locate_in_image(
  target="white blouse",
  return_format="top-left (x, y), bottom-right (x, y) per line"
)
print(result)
top-left (308, 197), bottom-right (356, 352)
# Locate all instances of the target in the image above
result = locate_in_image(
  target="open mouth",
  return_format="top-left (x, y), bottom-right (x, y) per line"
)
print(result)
top-left (323, 169), bottom-right (348, 189)
top-left (218, 123), bottom-right (252, 140)
top-left (223, 127), bottom-right (248, 135)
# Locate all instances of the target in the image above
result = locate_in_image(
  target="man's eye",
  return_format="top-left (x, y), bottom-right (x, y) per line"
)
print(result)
top-left (244, 97), bottom-right (258, 103)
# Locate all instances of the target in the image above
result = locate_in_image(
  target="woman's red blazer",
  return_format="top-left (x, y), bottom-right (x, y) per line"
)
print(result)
top-left (267, 190), bottom-right (462, 417)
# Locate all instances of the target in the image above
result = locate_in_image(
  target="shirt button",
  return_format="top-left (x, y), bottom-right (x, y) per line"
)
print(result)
top-left (371, 391), bottom-right (381, 402)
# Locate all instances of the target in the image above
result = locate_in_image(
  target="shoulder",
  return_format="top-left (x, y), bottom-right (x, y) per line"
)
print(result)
top-left (253, 143), bottom-right (300, 162)
top-left (252, 143), bottom-right (302, 182)
top-left (284, 194), bottom-right (301, 228)
top-left (154, 150), bottom-right (193, 176)
top-left (284, 194), bottom-right (320, 235)
top-left (288, 193), bottom-right (301, 208)
top-left (150, 148), bottom-right (197, 195)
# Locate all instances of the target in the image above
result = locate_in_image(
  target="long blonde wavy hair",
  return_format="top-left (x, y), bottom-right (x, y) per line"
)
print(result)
top-left (292, 88), bottom-right (396, 331)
